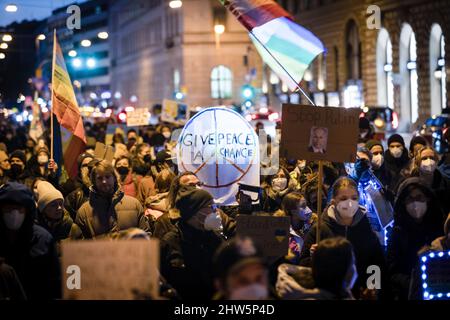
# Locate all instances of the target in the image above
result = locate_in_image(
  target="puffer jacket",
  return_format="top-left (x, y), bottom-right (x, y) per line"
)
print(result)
top-left (299, 204), bottom-right (387, 298)
top-left (75, 186), bottom-right (150, 239)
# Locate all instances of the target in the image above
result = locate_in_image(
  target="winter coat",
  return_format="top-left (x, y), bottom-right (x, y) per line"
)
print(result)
top-left (0, 182), bottom-right (60, 300)
top-left (36, 209), bottom-right (83, 245)
top-left (387, 177), bottom-right (445, 300)
top-left (262, 179), bottom-right (297, 213)
top-left (119, 172), bottom-right (141, 198)
top-left (145, 192), bottom-right (169, 221)
top-left (137, 175), bottom-right (156, 206)
top-left (75, 187), bottom-right (150, 239)
top-left (0, 259), bottom-right (27, 300)
top-left (160, 221), bottom-right (225, 300)
top-left (64, 184), bottom-right (90, 220)
top-left (299, 205), bottom-right (386, 297)
top-left (384, 148), bottom-right (410, 193)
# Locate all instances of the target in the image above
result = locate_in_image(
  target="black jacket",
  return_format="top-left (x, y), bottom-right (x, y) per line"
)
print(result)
top-left (0, 182), bottom-right (60, 300)
top-left (64, 184), bottom-right (90, 220)
top-left (299, 205), bottom-right (387, 297)
top-left (160, 222), bottom-right (225, 300)
top-left (0, 259), bottom-right (27, 300)
top-left (387, 177), bottom-right (445, 300)
top-left (384, 149), bottom-right (410, 193)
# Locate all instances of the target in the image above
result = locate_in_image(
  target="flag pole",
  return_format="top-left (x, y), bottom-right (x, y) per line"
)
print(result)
top-left (249, 31), bottom-right (316, 107)
top-left (50, 29), bottom-right (56, 160)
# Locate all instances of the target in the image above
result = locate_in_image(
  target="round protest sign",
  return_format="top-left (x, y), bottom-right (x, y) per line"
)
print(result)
top-left (177, 107), bottom-right (260, 205)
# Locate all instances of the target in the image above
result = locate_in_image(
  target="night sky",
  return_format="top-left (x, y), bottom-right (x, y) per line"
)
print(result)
top-left (0, 0), bottom-right (87, 27)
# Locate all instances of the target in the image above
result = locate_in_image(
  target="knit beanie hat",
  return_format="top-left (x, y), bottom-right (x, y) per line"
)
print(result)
top-left (175, 186), bottom-right (213, 221)
top-left (387, 134), bottom-right (405, 147)
top-left (359, 117), bottom-right (371, 130)
top-left (409, 135), bottom-right (428, 154)
top-left (213, 237), bottom-right (264, 281)
top-left (10, 150), bottom-right (27, 164)
top-left (365, 139), bottom-right (383, 152)
top-left (36, 181), bottom-right (63, 212)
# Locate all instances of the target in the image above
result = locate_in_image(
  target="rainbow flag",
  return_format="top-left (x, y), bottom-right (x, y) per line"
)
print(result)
top-left (219, 0), bottom-right (325, 91)
top-left (51, 31), bottom-right (86, 179)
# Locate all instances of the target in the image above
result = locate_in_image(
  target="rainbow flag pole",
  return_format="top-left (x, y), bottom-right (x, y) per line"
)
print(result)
top-left (249, 30), bottom-right (316, 106)
top-left (219, 0), bottom-right (326, 106)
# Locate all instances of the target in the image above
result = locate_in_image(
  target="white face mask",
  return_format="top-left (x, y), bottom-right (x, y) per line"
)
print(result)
top-left (389, 146), bottom-right (403, 158)
top-left (229, 283), bottom-right (268, 300)
top-left (336, 200), bottom-right (359, 218)
top-left (162, 132), bottom-right (171, 139)
top-left (204, 211), bottom-right (223, 231)
top-left (420, 159), bottom-right (436, 174)
top-left (2, 210), bottom-right (25, 231)
top-left (38, 155), bottom-right (49, 165)
top-left (360, 131), bottom-right (368, 138)
top-left (272, 178), bottom-right (288, 192)
top-left (371, 154), bottom-right (384, 168)
top-left (406, 201), bottom-right (427, 220)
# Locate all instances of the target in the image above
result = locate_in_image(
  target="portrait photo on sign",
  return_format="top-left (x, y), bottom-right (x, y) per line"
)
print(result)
top-left (308, 126), bottom-right (328, 154)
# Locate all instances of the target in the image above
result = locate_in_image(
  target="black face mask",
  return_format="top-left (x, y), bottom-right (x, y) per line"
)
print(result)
top-left (116, 166), bottom-right (129, 176)
top-left (143, 154), bottom-right (151, 163)
top-left (10, 164), bottom-right (23, 176)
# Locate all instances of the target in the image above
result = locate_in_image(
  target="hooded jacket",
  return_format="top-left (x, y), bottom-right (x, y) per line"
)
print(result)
top-left (75, 186), bottom-right (150, 239)
top-left (0, 182), bottom-right (60, 300)
top-left (387, 177), bottom-right (445, 299)
top-left (299, 204), bottom-right (386, 295)
top-left (160, 221), bottom-right (225, 300)
top-left (384, 147), bottom-right (410, 192)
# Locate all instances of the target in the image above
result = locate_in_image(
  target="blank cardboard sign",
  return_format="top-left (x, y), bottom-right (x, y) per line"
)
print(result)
top-left (280, 104), bottom-right (360, 163)
top-left (236, 215), bottom-right (290, 264)
top-left (61, 239), bottom-right (159, 300)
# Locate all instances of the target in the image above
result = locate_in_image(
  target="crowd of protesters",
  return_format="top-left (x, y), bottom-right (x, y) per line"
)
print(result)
top-left (0, 113), bottom-right (449, 301)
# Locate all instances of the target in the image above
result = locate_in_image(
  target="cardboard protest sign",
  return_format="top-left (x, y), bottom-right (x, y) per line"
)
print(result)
top-left (420, 251), bottom-right (450, 300)
top-left (61, 239), bottom-right (159, 300)
top-left (281, 104), bottom-right (360, 163)
top-left (177, 107), bottom-right (260, 205)
top-left (94, 142), bottom-right (114, 164)
top-left (162, 99), bottom-right (188, 124)
top-left (105, 124), bottom-right (127, 145)
top-left (127, 108), bottom-right (150, 127)
top-left (236, 215), bottom-right (290, 263)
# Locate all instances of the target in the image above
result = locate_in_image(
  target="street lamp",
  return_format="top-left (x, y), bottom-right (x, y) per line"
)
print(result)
top-left (214, 24), bottom-right (225, 35)
top-left (80, 39), bottom-right (91, 47)
top-left (37, 34), bottom-right (46, 41)
top-left (72, 58), bottom-right (82, 69)
top-left (86, 58), bottom-right (96, 69)
top-left (2, 34), bottom-right (12, 42)
top-left (97, 31), bottom-right (108, 39)
top-left (169, 0), bottom-right (182, 9)
top-left (68, 50), bottom-right (77, 57)
top-left (5, 4), bottom-right (18, 12)
top-left (0, 43), bottom-right (8, 49)
top-left (0, 53), bottom-right (5, 60)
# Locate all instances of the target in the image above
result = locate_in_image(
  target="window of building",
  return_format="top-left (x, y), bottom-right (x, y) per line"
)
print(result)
top-left (376, 28), bottom-right (394, 109)
top-left (345, 20), bottom-right (361, 81)
top-left (430, 24), bottom-right (446, 114)
top-left (408, 32), bottom-right (419, 123)
top-left (211, 65), bottom-right (233, 99)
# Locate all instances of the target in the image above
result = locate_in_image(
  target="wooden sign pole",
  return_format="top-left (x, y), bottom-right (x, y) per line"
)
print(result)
top-left (316, 160), bottom-right (324, 244)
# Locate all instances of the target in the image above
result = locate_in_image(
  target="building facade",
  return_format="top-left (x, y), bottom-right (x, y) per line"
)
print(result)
top-left (46, 0), bottom-right (110, 103)
top-left (277, 0), bottom-right (450, 131)
top-left (109, 0), bottom-right (264, 109)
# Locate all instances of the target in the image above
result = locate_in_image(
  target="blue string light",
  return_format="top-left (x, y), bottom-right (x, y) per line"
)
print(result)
top-left (420, 250), bottom-right (450, 300)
